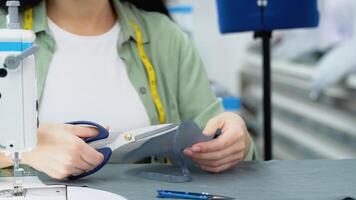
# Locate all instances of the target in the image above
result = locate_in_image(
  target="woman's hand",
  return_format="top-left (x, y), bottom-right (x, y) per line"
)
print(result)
top-left (184, 112), bottom-right (251, 173)
top-left (0, 153), bottom-right (12, 169)
top-left (22, 123), bottom-right (104, 180)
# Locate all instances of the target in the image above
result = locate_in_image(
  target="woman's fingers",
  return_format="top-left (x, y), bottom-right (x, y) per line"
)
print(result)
top-left (78, 141), bottom-right (104, 167)
top-left (194, 152), bottom-right (244, 168)
top-left (189, 143), bottom-right (244, 162)
top-left (184, 112), bottom-right (251, 173)
top-left (202, 117), bottom-right (224, 136)
top-left (63, 124), bottom-right (99, 138)
top-left (199, 160), bottom-right (239, 173)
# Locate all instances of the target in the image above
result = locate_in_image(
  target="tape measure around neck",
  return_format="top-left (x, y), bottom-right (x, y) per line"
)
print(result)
top-left (21, 11), bottom-right (165, 123)
top-left (23, 8), bottom-right (33, 30)
top-left (130, 21), bottom-right (166, 124)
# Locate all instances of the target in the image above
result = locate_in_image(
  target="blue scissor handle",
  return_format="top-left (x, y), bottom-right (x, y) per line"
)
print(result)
top-left (66, 121), bottom-right (109, 143)
top-left (65, 121), bottom-right (112, 180)
top-left (68, 147), bottom-right (112, 180)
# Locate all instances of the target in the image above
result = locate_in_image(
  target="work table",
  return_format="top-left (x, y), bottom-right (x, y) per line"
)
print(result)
top-left (37, 159), bottom-right (356, 200)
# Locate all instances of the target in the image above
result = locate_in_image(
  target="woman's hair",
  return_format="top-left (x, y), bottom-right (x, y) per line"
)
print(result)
top-left (0, 0), bottom-right (170, 17)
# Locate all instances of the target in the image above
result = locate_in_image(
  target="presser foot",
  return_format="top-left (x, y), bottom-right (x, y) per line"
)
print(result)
top-left (0, 188), bottom-right (26, 198)
top-left (12, 184), bottom-right (26, 197)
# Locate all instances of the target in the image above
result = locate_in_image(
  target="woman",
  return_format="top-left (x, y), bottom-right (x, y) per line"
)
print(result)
top-left (0, 0), bottom-right (256, 180)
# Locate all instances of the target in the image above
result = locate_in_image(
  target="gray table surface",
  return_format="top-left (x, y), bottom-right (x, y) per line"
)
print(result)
top-left (39, 159), bottom-right (356, 200)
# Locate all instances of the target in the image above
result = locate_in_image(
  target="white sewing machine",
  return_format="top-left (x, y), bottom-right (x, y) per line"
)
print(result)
top-left (0, 0), bottom-right (39, 197)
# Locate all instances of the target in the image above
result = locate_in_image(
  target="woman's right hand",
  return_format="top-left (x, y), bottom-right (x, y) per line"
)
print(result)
top-left (22, 123), bottom-right (104, 180)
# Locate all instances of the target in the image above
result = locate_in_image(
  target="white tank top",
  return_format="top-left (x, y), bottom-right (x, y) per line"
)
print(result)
top-left (39, 19), bottom-right (151, 132)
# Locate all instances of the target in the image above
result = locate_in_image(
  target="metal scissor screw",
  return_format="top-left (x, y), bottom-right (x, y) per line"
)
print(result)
top-left (124, 133), bottom-right (133, 141)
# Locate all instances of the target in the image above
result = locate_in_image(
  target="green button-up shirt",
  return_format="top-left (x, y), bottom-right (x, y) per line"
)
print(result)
top-left (0, 0), bottom-right (256, 160)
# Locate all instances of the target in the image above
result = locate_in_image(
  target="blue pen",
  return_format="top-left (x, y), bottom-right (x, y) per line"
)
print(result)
top-left (157, 190), bottom-right (235, 200)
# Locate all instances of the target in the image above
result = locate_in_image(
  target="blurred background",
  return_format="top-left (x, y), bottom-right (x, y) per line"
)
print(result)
top-left (165, 0), bottom-right (356, 160)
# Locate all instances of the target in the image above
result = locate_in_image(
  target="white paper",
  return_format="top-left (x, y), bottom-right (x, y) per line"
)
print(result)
top-left (24, 187), bottom-right (67, 200)
top-left (67, 187), bottom-right (127, 200)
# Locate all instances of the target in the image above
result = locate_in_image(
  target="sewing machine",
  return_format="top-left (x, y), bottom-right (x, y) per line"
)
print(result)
top-left (0, 0), bottom-right (38, 197)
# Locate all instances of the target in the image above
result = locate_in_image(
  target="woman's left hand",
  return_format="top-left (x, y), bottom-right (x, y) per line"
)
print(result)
top-left (184, 112), bottom-right (251, 173)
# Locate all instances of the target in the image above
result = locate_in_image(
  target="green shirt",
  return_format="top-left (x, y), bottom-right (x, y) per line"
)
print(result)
top-left (0, 0), bottom-right (256, 160)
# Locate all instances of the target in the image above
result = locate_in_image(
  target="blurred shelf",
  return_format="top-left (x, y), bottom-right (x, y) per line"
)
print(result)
top-left (274, 116), bottom-right (355, 159)
top-left (240, 53), bottom-right (356, 160)
top-left (246, 53), bottom-right (356, 90)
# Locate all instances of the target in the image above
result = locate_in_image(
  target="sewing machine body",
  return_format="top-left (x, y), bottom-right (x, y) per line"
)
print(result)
top-left (0, 29), bottom-right (37, 153)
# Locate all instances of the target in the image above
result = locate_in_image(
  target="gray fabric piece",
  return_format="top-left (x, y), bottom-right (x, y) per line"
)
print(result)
top-left (109, 121), bottom-right (211, 166)
top-left (38, 159), bottom-right (356, 200)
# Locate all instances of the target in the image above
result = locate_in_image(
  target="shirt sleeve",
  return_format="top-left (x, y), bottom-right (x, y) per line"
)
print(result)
top-left (173, 25), bottom-right (258, 161)
top-left (175, 30), bottom-right (224, 129)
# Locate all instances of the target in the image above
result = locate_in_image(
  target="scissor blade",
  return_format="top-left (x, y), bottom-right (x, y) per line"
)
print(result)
top-left (134, 124), bottom-right (179, 141)
top-left (88, 132), bottom-right (120, 149)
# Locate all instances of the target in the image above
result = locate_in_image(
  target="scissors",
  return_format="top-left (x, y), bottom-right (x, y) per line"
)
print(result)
top-left (65, 121), bottom-right (112, 180)
top-left (65, 121), bottom-right (183, 180)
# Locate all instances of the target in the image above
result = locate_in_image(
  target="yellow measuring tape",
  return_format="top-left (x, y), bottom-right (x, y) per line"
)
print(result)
top-left (23, 9), bottom-right (166, 124)
top-left (130, 21), bottom-right (166, 124)
top-left (23, 8), bottom-right (33, 30)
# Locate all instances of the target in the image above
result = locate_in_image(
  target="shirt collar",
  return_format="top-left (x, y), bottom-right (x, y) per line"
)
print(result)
top-left (112, 0), bottom-right (149, 44)
top-left (32, 0), bottom-right (149, 45)
top-left (32, 0), bottom-right (48, 34)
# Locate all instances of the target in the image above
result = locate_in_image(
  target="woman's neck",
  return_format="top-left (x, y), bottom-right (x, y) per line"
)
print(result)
top-left (46, 0), bottom-right (117, 36)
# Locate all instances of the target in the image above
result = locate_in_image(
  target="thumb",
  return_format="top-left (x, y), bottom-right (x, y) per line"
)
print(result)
top-left (202, 117), bottom-right (224, 136)
top-left (62, 124), bottom-right (99, 138)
